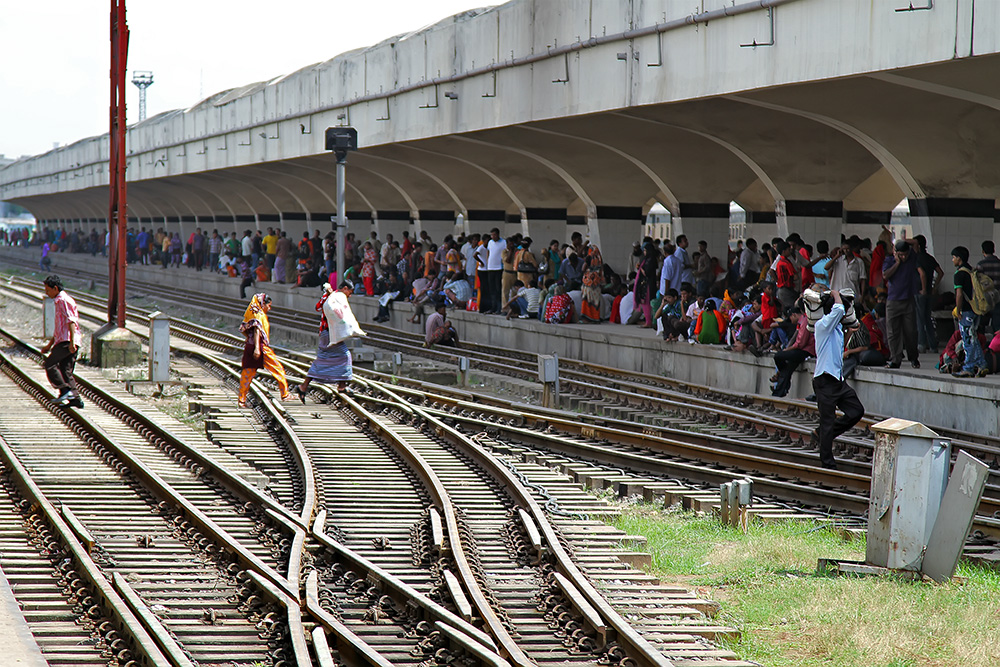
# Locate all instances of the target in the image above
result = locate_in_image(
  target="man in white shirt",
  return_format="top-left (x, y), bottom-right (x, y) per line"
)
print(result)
top-left (240, 230), bottom-right (253, 260)
top-left (484, 228), bottom-right (506, 314)
top-left (828, 238), bottom-right (866, 297)
top-left (462, 234), bottom-right (479, 285)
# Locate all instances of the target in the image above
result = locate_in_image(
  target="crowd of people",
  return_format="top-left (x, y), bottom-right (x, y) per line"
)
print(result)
top-left (25, 224), bottom-right (1000, 378)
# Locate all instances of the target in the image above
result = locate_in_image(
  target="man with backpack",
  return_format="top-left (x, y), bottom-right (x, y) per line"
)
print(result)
top-left (952, 245), bottom-right (990, 378)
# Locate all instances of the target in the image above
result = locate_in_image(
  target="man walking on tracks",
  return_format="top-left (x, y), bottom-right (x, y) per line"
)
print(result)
top-left (40, 275), bottom-right (84, 409)
top-left (810, 287), bottom-right (863, 469)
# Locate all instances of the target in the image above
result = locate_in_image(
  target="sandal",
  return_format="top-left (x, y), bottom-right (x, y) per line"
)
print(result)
top-left (237, 400), bottom-right (247, 408)
top-left (295, 385), bottom-right (308, 404)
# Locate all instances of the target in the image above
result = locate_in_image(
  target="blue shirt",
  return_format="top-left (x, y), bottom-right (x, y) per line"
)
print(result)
top-left (813, 303), bottom-right (845, 379)
top-left (812, 258), bottom-right (830, 287)
top-left (660, 254), bottom-right (682, 294)
top-left (674, 247), bottom-right (694, 287)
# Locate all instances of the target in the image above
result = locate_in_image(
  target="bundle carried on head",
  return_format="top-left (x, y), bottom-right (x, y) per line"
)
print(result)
top-left (802, 285), bottom-right (857, 332)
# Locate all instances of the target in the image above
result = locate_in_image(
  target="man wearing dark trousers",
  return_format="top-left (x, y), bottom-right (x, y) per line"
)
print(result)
top-left (811, 288), bottom-right (864, 469)
top-left (40, 275), bottom-right (84, 409)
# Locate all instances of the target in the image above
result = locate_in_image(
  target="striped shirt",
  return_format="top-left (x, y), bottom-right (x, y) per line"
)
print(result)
top-left (977, 255), bottom-right (1000, 285)
top-left (53, 291), bottom-right (81, 346)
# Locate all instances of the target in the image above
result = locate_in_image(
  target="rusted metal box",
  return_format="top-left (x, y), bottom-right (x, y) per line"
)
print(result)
top-left (866, 418), bottom-right (950, 571)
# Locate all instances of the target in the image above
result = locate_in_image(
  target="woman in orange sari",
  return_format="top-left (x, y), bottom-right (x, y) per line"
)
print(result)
top-left (238, 293), bottom-right (290, 407)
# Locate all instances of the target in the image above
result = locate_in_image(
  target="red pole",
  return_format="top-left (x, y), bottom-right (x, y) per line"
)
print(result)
top-left (109, 0), bottom-right (129, 327)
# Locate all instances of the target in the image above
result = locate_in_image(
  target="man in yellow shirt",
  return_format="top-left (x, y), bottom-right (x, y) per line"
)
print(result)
top-left (262, 227), bottom-right (278, 269)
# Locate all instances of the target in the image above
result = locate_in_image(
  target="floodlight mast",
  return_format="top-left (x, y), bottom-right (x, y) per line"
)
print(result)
top-left (325, 127), bottom-right (358, 287)
top-left (131, 70), bottom-right (153, 122)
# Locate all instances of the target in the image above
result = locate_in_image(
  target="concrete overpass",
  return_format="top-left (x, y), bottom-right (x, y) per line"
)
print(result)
top-left (2, 0), bottom-right (999, 272)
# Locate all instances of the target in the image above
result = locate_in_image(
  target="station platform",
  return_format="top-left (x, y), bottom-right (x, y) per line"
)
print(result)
top-left (6, 246), bottom-right (1000, 439)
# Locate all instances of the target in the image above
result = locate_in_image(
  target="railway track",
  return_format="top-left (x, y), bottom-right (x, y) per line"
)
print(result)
top-left (6, 264), bottom-right (1000, 533)
top-left (0, 266), bottom-right (763, 666)
top-left (7, 271), bottom-right (996, 524)
top-left (0, 334), bottom-right (300, 666)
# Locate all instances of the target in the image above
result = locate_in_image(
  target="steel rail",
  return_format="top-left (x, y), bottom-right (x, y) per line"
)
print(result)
top-left (352, 379), bottom-right (870, 518)
top-left (0, 345), bottom-right (299, 603)
top-left (16, 272), bottom-right (997, 524)
top-left (357, 377), bottom-right (675, 667)
top-left (355, 372), bottom-right (1000, 538)
top-left (193, 345), bottom-right (520, 666)
top-left (332, 388), bottom-right (533, 667)
top-left (9, 270), bottom-right (1000, 525)
top-left (5, 261), bottom-right (998, 452)
top-left (0, 437), bottom-right (175, 667)
top-left (3, 267), bottom-right (522, 667)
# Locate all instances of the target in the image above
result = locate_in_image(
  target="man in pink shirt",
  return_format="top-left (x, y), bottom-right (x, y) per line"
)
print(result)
top-left (40, 275), bottom-right (83, 408)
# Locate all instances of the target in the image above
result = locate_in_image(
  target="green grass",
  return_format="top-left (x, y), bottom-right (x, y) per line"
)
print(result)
top-left (610, 504), bottom-right (1000, 667)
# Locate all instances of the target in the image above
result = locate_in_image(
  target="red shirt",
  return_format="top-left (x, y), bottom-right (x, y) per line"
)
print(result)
top-left (799, 247), bottom-right (814, 286)
top-left (776, 256), bottom-right (796, 290)
top-left (761, 292), bottom-right (778, 328)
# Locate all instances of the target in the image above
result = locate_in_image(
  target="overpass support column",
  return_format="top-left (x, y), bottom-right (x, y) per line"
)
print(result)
top-left (589, 207), bottom-right (645, 277)
top-left (524, 209), bottom-right (567, 247)
top-left (785, 201), bottom-right (843, 249)
top-left (675, 203), bottom-right (731, 283)
top-left (909, 199), bottom-right (996, 273)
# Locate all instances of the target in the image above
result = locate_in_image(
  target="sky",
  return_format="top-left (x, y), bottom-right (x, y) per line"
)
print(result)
top-left (1, 1), bottom-right (491, 160)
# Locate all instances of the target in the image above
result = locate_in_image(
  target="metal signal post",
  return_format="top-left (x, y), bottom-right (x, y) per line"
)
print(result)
top-left (325, 127), bottom-right (357, 286)
top-left (109, 0), bottom-right (129, 328)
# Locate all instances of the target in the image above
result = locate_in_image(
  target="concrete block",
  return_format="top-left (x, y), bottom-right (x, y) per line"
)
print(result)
top-left (91, 324), bottom-right (143, 369)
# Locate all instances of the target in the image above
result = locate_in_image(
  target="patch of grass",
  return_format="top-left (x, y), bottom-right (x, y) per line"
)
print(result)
top-left (611, 504), bottom-right (1000, 667)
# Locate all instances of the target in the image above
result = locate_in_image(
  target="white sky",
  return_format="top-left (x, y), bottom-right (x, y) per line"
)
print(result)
top-left (1, 1), bottom-right (490, 160)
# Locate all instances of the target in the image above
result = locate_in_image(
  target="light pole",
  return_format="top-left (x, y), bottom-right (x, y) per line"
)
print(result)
top-left (325, 127), bottom-right (357, 286)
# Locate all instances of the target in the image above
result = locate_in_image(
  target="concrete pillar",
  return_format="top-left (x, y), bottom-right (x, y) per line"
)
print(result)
top-left (524, 208), bottom-right (568, 248)
top-left (674, 203), bottom-right (731, 284)
top-left (745, 210), bottom-right (779, 246)
top-left (909, 199), bottom-right (995, 275)
top-left (842, 211), bottom-right (891, 245)
top-left (590, 206), bottom-right (645, 276)
top-left (785, 201), bottom-right (844, 249)
top-left (418, 210), bottom-right (459, 243)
